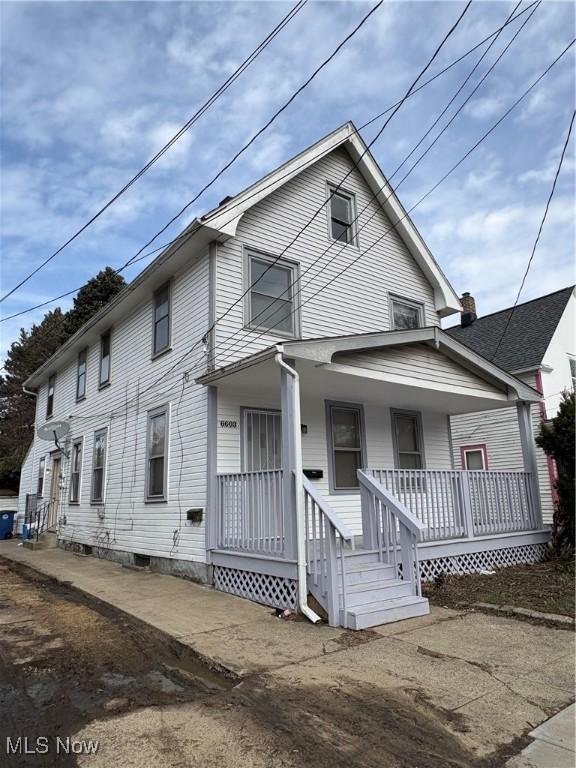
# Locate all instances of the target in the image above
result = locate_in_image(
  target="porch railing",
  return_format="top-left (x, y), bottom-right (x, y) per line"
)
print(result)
top-left (216, 469), bottom-right (284, 556)
top-left (366, 469), bottom-right (538, 541)
top-left (303, 474), bottom-right (354, 627)
top-left (358, 470), bottom-right (425, 592)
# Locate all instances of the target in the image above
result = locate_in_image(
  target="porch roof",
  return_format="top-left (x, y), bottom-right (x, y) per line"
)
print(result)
top-left (197, 327), bottom-right (540, 410)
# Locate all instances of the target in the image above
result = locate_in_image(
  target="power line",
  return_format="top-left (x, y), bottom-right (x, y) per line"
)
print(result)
top-left (489, 108), bottom-right (575, 364)
top-left (0, 1), bottom-right (309, 303)
top-left (200, 0), bottom-right (540, 368)
top-left (72, 30), bottom-right (575, 424)
top-left (2, 2), bottom-right (537, 324)
top-left (205, 36), bottom-right (576, 377)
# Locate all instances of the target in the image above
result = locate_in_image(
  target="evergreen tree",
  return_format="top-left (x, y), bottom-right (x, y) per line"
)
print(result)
top-left (64, 267), bottom-right (126, 335)
top-left (536, 391), bottom-right (575, 555)
top-left (0, 268), bottom-right (126, 490)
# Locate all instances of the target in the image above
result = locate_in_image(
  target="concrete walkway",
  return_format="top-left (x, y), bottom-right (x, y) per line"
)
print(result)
top-left (1, 540), bottom-right (574, 762)
top-left (507, 704), bottom-right (575, 767)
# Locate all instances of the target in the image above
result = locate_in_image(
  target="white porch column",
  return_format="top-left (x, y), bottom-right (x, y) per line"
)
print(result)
top-left (516, 401), bottom-right (543, 528)
top-left (280, 359), bottom-right (298, 561)
top-left (206, 385), bottom-right (218, 558)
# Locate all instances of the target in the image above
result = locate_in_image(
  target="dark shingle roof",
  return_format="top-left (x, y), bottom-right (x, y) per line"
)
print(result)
top-left (446, 286), bottom-right (574, 372)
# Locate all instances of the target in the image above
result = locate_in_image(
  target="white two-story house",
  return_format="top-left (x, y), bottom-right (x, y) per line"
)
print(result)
top-left (18, 123), bottom-right (548, 629)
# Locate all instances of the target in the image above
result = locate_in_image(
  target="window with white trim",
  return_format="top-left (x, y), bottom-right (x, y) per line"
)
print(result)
top-left (328, 187), bottom-right (356, 244)
top-left (76, 348), bottom-right (87, 400)
top-left (153, 283), bottom-right (171, 356)
top-left (462, 447), bottom-right (487, 471)
top-left (327, 403), bottom-right (365, 491)
top-left (146, 407), bottom-right (168, 500)
top-left (69, 439), bottom-right (83, 503)
top-left (99, 331), bottom-right (111, 387)
top-left (247, 252), bottom-right (297, 336)
top-left (392, 410), bottom-right (424, 469)
top-left (46, 375), bottom-right (55, 419)
top-left (91, 428), bottom-right (108, 503)
top-left (391, 298), bottom-right (423, 330)
top-left (37, 456), bottom-right (46, 498)
top-left (569, 356), bottom-right (576, 390)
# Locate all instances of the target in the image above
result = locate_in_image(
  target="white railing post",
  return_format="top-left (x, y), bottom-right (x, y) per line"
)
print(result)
top-left (360, 479), bottom-right (378, 550)
top-left (516, 401), bottom-right (543, 529)
top-left (325, 524), bottom-right (340, 627)
top-left (399, 524), bottom-right (414, 584)
top-left (460, 471), bottom-right (476, 538)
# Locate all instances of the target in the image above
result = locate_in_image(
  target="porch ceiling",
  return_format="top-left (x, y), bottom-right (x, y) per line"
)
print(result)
top-left (205, 357), bottom-right (524, 416)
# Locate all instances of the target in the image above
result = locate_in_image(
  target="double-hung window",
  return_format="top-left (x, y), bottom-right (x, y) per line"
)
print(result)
top-left (76, 348), bottom-right (87, 400)
top-left (391, 297), bottom-right (423, 330)
top-left (247, 252), bottom-right (297, 337)
top-left (327, 402), bottom-right (365, 492)
top-left (37, 456), bottom-right (46, 498)
top-left (69, 439), bottom-right (83, 503)
top-left (91, 428), bottom-right (108, 503)
top-left (153, 283), bottom-right (171, 356)
top-left (99, 331), bottom-right (111, 387)
top-left (46, 375), bottom-right (55, 419)
top-left (328, 186), bottom-right (356, 244)
top-left (392, 410), bottom-right (424, 469)
top-left (146, 407), bottom-right (168, 501)
top-left (569, 356), bottom-right (576, 390)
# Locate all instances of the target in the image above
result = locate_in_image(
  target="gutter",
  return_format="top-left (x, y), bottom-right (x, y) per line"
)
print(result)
top-left (274, 347), bottom-right (320, 625)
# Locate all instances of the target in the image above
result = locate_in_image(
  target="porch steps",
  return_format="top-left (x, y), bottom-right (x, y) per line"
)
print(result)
top-left (310, 547), bottom-right (429, 629)
top-left (342, 595), bottom-right (430, 630)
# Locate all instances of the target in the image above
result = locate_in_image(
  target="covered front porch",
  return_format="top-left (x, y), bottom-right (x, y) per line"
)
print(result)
top-left (199, 328), bottom-right (549, 629)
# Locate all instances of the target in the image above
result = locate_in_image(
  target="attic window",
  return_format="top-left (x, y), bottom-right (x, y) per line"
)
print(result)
top-left (391, 297), bottom-right (424, 330)
top-left (328, 186), bottom-right (356, 245)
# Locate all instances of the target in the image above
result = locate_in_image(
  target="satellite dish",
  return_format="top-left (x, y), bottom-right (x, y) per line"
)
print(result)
top-left (37, 420), bottom-right (70, 442)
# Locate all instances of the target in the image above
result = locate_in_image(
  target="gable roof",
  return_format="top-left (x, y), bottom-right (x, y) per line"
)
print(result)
top-left (202, 121), bottom-right (462, 317)
top-left (445, 286), bottom-right (575, 372)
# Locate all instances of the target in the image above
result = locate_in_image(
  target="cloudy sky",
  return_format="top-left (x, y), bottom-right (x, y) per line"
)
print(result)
top-left (1, 0), bottom-right (574, 361)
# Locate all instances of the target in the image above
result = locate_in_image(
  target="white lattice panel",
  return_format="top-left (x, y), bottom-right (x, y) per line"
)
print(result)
top-left (419, 543), bottom-right (547, 582)
top-left (214, 566), bottom-right (297, 610)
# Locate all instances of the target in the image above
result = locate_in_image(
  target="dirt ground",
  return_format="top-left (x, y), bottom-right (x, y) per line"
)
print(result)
top-left (0, 558), bottom-right (569, 768)
top-left (424, 559), bottom-right (575, 617)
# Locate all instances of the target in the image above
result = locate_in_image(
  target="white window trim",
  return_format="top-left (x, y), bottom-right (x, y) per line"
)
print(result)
top-left (90, 427), bottom-right (108, 504)
top-left (568, 354), bottom-right (576, 391)
top-left (326, 182), bottom-right (359, 248)
top-left (390, 409), bottom-right (426, 470)
top-left (461, 445), bottom-right (488, 471)
top-left (325, 400), bottom-right (367, 494)
top-left (99, 330), bottom-right (112, 388)
top-left (76, 348), bottom-right (88, 402)
top-left (243, 247), bottom-right (301, 339)
top-left (389, 294), bottom-right (425, 331)
top-left (152, 281), bottom-right (173, 359)
top-left (69, 437), bottom-right (84, 504)
top-left (145, 404), bottom-right (170, 502)
top-left (37, 456), bottom-right (46, 498)
top-left (46, 374), bottom-right (56, 419)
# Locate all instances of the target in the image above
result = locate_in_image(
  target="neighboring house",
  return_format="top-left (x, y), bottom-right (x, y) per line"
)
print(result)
top-left (447, 286), bottom-right (575, 526)
top-left (0, 488), bottom-right (18, 512)
top-left (18, 123), bottom-right (548, 629)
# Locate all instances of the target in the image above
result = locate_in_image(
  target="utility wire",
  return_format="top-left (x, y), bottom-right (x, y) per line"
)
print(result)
top-left (2, 2), bottom-right (536, 324)
top-left (195, 0), bottom-right (540, 368)
top-left (0, 1), bottom-right (308, 303)
top-left (70, 31), bottom-right (575, 424)
top-left (489, 108), bottom-right (575, 364)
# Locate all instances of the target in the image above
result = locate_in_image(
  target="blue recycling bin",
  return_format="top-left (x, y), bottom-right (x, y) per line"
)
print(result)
top-left (0, 511), bottom-right (15, 540)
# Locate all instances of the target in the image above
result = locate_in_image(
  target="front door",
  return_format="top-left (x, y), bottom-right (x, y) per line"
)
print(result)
top-left (242, 409), bottom-right (282, 471)
top-left (48, 456), bottom-right (61, 529)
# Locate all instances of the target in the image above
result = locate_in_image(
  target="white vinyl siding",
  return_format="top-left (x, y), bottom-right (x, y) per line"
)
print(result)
top-left (214, 145), bottom-right (439, 368)
top-left (450, 372), bottom-right (554, 524)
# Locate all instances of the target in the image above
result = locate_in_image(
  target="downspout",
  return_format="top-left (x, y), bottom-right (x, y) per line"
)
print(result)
top-left (23, 385), bottom-right (38, 398)
top-left (274, 348), bottom-right (321, 625)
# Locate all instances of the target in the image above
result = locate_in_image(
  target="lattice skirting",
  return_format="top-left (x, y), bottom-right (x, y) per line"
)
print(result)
top-left (214, 566), bottom-right (297, 610)
top-left (418, 543), bottom-right (547, 582)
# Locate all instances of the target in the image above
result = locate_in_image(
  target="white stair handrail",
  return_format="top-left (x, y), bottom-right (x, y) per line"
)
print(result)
top-left (302, 475), bottom-right (354, 541)
top-left (358, 470), bottom-right (426, 540)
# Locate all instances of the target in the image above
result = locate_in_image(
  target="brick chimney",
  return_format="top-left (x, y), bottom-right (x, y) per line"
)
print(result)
top-left (460, 292), bottom-right (477, 327)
